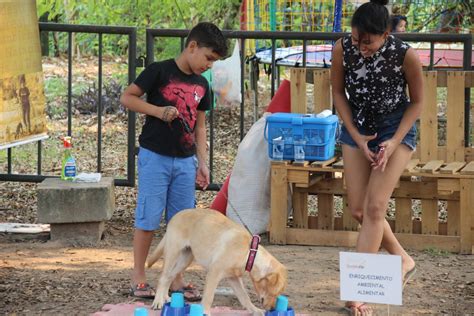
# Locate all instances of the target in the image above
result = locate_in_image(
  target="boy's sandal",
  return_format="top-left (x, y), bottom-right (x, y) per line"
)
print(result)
top-left (169, 283), bottom-right (202, 302)
top-left (130, 283), bottom-right (156, 299)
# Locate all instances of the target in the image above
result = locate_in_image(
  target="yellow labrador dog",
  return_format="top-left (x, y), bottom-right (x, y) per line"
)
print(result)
top-left (147, 208), bottom-right (287, 315)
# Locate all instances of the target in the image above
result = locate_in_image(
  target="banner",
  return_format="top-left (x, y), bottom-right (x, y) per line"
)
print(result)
top-left (0, 0), bottom-right (48, 148)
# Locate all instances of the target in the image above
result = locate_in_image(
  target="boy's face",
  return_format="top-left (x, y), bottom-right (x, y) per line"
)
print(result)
top-left (187, 41), bottom-right (221, 75)
top-left (395, 20), bottom-right (407, 33)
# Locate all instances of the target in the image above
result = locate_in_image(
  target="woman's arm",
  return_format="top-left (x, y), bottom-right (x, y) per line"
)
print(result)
top-left (331, 38), bottom-right (377, 163)
top-left (374, 47), bottom-right (423, 171)
top-left (393, 47), bottom-right (423, 143)
top-left (120, 83), bottom-right (178, 122)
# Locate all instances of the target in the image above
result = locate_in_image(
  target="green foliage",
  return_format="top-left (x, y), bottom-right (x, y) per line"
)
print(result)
top-left (393, 0), bottom-right (472, 33)
top-left (37, 0), bottom-right (242, 58)
top-left (423, 247), bottom-right (451, 257)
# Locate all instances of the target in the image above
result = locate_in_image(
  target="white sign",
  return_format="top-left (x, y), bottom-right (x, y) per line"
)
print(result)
top-left (339, 252), bottom-right (402, 305)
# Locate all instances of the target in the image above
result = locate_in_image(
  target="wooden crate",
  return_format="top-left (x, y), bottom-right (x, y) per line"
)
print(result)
top-left (269, 70), bottom-right (474, 254)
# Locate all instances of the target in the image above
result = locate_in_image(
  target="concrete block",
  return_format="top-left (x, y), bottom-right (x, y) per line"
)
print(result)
top-left (37, 177), bottom-right (115, 224)
top-left (50, 222), bottom-right (105, 244)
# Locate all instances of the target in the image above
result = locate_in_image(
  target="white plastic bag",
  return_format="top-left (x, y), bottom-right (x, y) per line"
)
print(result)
top-left (211, 41), bottom-right (241, 106)
top-left (226, 113), bottom-right (291, 235)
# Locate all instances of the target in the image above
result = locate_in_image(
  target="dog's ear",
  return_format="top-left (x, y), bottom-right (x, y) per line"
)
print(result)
top-left (267, 272), bottom-right (279, 287)
top-left (267, 266), bottom-right (287, 292)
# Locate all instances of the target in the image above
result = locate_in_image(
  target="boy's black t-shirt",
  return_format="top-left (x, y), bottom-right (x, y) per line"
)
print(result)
top-left (134, 59), bottom-right (211, 157)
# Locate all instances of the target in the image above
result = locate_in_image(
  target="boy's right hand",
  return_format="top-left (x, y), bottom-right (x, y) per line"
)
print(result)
top-left (159, 106), bottom-right (179, 122)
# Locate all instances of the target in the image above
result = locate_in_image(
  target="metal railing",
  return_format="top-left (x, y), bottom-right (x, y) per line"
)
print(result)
top-left (146, 29), bottom-right (472, 190)
top-left (0, 23), bottom-right (137, 186)
top-left (1, 24), bottom-right (472, 189)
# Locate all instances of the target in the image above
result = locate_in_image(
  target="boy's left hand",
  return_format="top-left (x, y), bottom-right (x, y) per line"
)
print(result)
top-left (196, 163), bottom-right (210, 190)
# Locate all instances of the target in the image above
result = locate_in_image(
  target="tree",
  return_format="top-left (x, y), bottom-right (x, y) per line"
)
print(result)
top-left (37, 0), bottom-right (242, 57)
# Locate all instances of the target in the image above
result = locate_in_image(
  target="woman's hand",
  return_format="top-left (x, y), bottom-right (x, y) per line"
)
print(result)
top-left (371, 138), bottom-right (399, 172)
top-left (355, 133), bottom-right (378, 164)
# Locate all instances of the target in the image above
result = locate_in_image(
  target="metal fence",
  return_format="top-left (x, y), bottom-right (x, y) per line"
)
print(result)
top-left (1, 23), bottom-right (472, 189)
top-left (0, 23), bottom-right (137, 186)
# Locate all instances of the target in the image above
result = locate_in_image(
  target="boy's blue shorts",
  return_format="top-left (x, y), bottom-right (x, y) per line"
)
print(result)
top-left (338, 108), bottom-right (417, 152)
top-left (135, 147), bottom-right (197, 231)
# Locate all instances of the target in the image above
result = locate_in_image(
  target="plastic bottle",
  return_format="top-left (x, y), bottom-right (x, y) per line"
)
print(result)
top-left (316, 109), bottom-right (332, 118)
top-left (61, 136), bottom-right (76, 181)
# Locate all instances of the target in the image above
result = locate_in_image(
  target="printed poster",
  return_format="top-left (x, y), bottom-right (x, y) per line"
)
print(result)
top-left (0, 0), bottom-right (48, 148)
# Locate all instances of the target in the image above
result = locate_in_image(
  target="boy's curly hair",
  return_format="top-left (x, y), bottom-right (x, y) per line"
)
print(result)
top-left (185, 22), bottom-right (228, 58)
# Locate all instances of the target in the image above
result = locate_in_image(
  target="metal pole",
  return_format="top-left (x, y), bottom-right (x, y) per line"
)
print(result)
top-left (67, 32), bottom-right (73, 136)
top-left (97, 33), bottom-right (103, 173)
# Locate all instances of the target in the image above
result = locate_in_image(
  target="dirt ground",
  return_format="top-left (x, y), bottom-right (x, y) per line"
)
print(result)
top-left (1, 216), bottom-right (473, 315)
top-left (1, 57), bottom-right (473, 315)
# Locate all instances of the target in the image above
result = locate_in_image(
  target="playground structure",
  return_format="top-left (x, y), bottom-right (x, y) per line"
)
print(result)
top-left (269, 68), bottom-right (474, 254)
top-left (242, 0), bottom-right (473, 68)
top-left (254, 43), bottom-right (474, 68)
top-left (242, 0), bottom-right (472, 38)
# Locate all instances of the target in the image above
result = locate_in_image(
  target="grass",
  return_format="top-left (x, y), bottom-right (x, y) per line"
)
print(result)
top-left (423, 247), bottom-right (451, 257)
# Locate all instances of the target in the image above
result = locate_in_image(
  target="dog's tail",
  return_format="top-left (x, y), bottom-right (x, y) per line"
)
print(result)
top-left (147, 234), bottom-right (166, 268)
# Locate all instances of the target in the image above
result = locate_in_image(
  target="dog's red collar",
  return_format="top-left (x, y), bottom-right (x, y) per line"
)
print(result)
top-left (245, 235), bottom-right (261, 272)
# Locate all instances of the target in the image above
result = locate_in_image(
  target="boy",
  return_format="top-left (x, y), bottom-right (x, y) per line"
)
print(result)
top-left (120, 22), bottom-right (228, 300)
top-left (390, 14), bottom-right (407, 33)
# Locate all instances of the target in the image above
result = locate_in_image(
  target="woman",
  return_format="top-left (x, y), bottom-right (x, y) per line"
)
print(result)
top-left (331, 0), bottom-right (422, 314)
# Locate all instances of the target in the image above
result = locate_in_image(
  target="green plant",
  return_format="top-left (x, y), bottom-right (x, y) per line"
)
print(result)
top-left (37, 0), bottom-right (242, 59)
top-left (423, 247), bottom-right (450, 257)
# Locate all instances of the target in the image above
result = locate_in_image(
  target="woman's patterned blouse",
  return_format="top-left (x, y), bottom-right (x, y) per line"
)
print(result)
top-left (342, 34), bottom-right (410, 132)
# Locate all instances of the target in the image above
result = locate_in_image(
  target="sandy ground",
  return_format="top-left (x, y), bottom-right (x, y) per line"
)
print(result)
top-left (1, 57), bottom-right (473, 315)
top-left (1, 223), bottom-right (473, 316)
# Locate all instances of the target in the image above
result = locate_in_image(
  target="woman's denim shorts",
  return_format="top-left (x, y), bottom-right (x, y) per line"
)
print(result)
top-left (338, 109), bottom-right (417, 152)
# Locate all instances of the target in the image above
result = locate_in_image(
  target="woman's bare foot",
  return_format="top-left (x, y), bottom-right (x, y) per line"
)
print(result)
top-left (344, 302), bottom-right (373, 316)
top-left (402, 255), bottom-right (416, 285)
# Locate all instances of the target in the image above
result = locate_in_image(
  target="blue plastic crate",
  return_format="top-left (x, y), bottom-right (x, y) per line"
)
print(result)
top-left (265, 112), bottom-right (338, 161)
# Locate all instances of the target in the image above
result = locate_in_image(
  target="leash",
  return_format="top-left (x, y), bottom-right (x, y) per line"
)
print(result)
top-left (222, 187), bottom-right (254, 235)
top-left (221, 186), bottom-right (261, 272)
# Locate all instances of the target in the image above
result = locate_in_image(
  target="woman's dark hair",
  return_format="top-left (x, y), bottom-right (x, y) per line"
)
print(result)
top-left (351, 0), bottom-right (390, 37)
top-left (391, 15), bottom-right (408, 32)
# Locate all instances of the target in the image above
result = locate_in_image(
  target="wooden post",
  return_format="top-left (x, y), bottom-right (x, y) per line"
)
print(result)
top-left (446, 71), bottom-right (465, 162)
top-left (419, 73), bottom-right (439, 236)
top-left (395, 198), bottom-right (412, 233)
top-left (290, 68), bottom-right (307, 114)
top-left (313, 69), bottom-right (335, 229)
top-left (459, 179), bottom-right (474, 254)
top-left (270, 165), bottom-right (288, 244)
top-left (420, 72), bottom-right (438, 163)
top-left (313, 69), bottom-right (331, 114)
top-left (292, 189), bottom-right (308, 229)
top-left (342, 195), bottom-right (359, 231)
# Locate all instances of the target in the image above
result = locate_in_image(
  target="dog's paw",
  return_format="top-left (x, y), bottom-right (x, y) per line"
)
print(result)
top-left (252, 309), bottom-right (265, 316)
top-left (151, 297), bottom-right (165, 310)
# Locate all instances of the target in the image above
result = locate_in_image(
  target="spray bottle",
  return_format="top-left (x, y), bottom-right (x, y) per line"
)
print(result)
top-left (61, 136), bottom-right (76, 181)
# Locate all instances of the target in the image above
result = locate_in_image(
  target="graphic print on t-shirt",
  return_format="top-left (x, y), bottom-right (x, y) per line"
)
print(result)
top-left (160, 80), bottom-right (206, 150)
